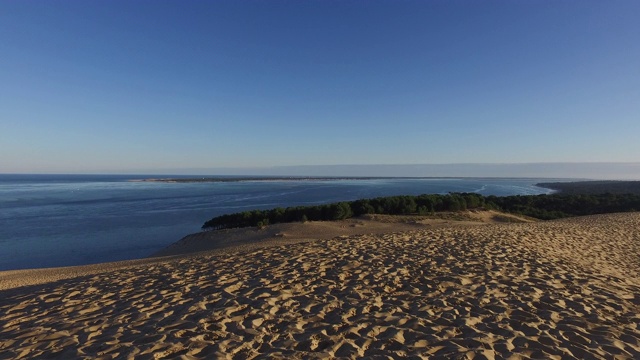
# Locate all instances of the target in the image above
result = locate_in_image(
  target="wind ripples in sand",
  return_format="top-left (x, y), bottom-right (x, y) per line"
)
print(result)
top-left (0, 213), bottom-right (639, 359)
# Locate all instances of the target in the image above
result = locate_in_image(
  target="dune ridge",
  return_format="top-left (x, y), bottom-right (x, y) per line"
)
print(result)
top-left (1, 213), bottom-right (639, 359)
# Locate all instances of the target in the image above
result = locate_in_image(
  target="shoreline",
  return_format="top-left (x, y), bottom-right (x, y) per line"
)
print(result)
top-left (131, 176), bottom-right (569, 183)
top-left (1, 211), bottom-right (519, 291)
top-left (1, 212), bottom-right (638, 358)
top-left (0, 177), bottom-right (561, 272)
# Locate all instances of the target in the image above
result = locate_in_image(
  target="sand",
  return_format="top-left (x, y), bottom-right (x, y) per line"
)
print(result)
top-left (1, 212), bottom-right (639, 359)
top-left (152, 211), bottom-right (511, 258)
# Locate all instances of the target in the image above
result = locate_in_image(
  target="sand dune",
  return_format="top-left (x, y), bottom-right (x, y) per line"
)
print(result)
top-left (152, 211), bottom-right (504, 258)
top-left (1, 213), bottom-right (639, 359)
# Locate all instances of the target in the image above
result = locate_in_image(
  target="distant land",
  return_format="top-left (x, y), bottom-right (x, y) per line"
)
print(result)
top-left (133, 176), bottom-right (420, 183)
top-left (134, 176), bottom-right (549, 183)
top-left (116, 163), bottom-right (640, 180)
top-left (141, 178), bottom-right (640, 195)
top-left (537, 181), bottom-right (640, 195)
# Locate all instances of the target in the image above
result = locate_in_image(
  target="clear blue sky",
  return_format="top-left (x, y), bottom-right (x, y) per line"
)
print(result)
top-left (1, 1), bottom-right (639, 174)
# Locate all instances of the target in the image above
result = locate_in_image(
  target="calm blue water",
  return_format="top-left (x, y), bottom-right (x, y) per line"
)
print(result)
top-left (0, 175), bottom-right (556, 271)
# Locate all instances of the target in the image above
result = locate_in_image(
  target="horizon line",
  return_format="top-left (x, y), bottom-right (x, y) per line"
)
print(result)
top-left (2, 161), bottom-right (640, 181)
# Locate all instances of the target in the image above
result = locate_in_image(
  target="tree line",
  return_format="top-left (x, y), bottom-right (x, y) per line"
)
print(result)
top-left (537, 181), bottom-right (640, 195)
top-left (201, 192), bottom-right (640, 230)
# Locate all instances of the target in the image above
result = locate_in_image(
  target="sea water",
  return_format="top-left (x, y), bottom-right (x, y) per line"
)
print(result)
top-left (0, 175), bottom-right (555, 271)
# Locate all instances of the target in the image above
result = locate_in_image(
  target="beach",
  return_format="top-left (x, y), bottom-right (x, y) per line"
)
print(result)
top-left (1, 212), bottom-right (639, 359)
top-left (0, 175), bottom-right (552, 271)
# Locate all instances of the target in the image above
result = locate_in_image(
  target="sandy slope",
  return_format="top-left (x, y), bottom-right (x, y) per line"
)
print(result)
top-left (152, 211), bottom-right (507, 258)
top-left (0, 213), bottom-right (639, 359)
top-left (0, 212), bottom-right (497, 291)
